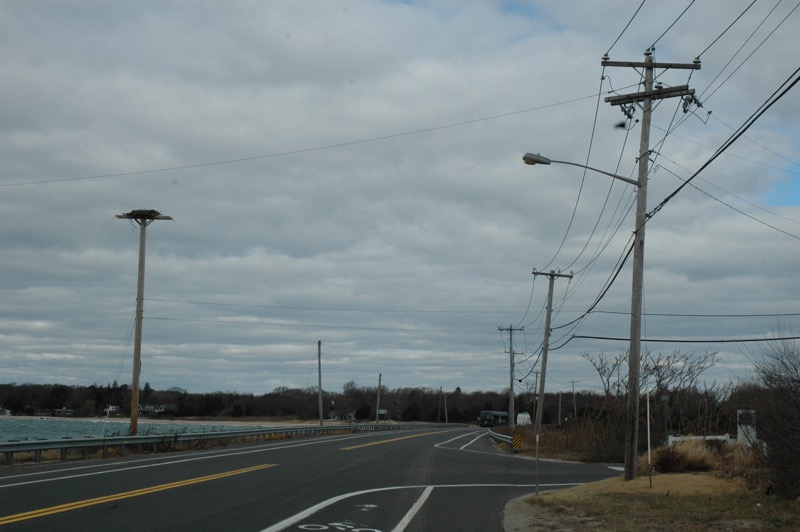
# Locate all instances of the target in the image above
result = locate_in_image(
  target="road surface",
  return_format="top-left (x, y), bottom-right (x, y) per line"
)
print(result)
top-left (0, 427), bottom-right (618, 531)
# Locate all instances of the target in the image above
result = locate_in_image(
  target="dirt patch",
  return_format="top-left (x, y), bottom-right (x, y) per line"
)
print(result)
top-left (503, 473), bottom-right (800, 531)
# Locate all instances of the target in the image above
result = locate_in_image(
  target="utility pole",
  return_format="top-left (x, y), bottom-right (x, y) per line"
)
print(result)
top-left (532, 269), bottom-right (572, 495)
top-left (603, 50), bottom-right (699, 480)
top-left (558, 391), bottom-right (562, 427)
top-left (116, 209), bottom-right (172, 436)
top-left (499, 324), bottom-right (523, 430)
top-left (437, 387), bottom-right (442, 423)
top-left (570, 379), bottom-right (578, 421)
top-left (318, 341), bottom-right (323, 426)
top-left (375, 373), bottom-right (382, 423)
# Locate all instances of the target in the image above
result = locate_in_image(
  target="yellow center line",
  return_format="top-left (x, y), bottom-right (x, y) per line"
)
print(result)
top-left (340, 430), bottom-right (455, 451)
top-left (0, 463), bottom-right (276, 526)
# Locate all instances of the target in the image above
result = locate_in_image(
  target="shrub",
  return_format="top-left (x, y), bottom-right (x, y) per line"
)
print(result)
top-left (642, 439), bottom-right (715, 474)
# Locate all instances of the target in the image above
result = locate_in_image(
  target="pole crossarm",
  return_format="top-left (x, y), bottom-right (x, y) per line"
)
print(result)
top-left (605, 85), bottom-right (694, 107)
top-left (601, 59), bottom-right (701, 70)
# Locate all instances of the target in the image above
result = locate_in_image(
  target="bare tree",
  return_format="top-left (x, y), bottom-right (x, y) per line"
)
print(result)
top-left (641, 350), bottom-right (719, 392)
top-left (744, 333), bottom-right (800, 499)
top-left (581, 350), bottom-right (627, 398)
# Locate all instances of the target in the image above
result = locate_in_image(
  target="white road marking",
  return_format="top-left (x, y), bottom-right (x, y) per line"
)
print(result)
top-left (391, 486), bottom-right (433, 532)
top-left (261, 483), bottom-right (580, 532)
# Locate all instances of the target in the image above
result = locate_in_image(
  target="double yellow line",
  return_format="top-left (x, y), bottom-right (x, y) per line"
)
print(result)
top-left (340, 430), bottom-right (450, 451)
top-left (0, 463), bottom-right (276, 526)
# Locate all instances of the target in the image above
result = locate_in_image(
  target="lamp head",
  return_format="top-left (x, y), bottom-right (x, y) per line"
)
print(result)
top-left (522, 153), bottom-right (552, 165)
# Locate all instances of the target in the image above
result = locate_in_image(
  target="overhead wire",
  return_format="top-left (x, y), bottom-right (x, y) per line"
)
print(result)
top-left (537, 72), bottom-right (608, 273)
top-left (0, 91), bottom-right (620, 188)
top-left (698, 1), bottom-right (797, 104)
top-left (605, 0), bottom-right (647, 55)
top-left (649, 0), bottom-right (696, 50)
top-left (696, 0), bottom-right (758, 58)
top-left (649, 65), bottom-right (800, 221)
top-left (652, 160), bottom-right (800, 240)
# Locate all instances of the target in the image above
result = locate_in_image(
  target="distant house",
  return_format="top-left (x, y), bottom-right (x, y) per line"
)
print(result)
top-left (52, 407), bottom-right (74, 417)
top-left (0, 408), bottom-right (11, 416)
top-left (104, 405), bottom-right (120, 414)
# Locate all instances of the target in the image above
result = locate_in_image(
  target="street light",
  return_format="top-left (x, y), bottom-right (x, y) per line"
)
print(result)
top-left (523, 151), bottom-right (646, 481)
top-left (522, 153), bottom-right (639, 186)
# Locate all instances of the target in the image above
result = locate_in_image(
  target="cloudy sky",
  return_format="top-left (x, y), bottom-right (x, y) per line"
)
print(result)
top-left (1, 1), bottom-right (799, 398)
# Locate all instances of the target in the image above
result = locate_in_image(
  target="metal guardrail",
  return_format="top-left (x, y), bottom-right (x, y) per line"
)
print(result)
top-left (1, 423), bottom-right (464, 466)
top-left (488, 427), bottom-right (512, 445)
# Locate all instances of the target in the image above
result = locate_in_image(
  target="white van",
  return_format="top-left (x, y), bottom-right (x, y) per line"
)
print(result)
top-left (516, 412), bottom-right (532, 425)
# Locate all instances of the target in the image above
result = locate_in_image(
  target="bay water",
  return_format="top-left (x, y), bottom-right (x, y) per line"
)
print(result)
top-left (0, 416), bottom-right (265, 442)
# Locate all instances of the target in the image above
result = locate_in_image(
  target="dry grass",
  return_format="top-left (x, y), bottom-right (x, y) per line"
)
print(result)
top-left (505, 435), bottom-right (800, 531)
top-left (508, 473), bottom-right (800, 531)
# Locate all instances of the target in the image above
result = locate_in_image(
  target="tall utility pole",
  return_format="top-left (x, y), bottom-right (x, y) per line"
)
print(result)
top-left (499, 324), bottom-right (523, 430)
top-left (375, 373), bottom-right (382, 423)
top-left (603, 50), bottom-right (699, 480)
top-left (317, 341), bottom-right (323, 426)
top-left (531, 269), bottom-right (572, 494)
top-left (116, 209), bottom-right (172, 436)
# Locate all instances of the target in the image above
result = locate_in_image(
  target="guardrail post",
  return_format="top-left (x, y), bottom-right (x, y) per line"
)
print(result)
top-left (5, 451), bottom-right (13, 466)
top-left (35, 449), bottom-right (42, 463)
top-left (60, 447), bottom-right (67, 461)
top-left (82, 446), bottom-right (89, 460)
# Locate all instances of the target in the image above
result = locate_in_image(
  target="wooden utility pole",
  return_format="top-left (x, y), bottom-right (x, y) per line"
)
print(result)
top-left (375, 373), bottom-right (382, 423)
top-left (603, 50), bottom-right (699, 480)
top-left (318, 340), bottom-right (323, 426)
top-left (499, 324), bottom-right (523, 430)
top-left (116, 209), bottom-right (172, 436)
top-left (532, 269), bottom-right (572, 495)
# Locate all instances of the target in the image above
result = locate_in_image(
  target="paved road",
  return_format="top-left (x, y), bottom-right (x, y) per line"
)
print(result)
top-left (0, 427), bottom-right (618, 531)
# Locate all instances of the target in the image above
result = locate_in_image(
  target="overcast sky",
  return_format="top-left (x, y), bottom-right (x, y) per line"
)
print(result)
top-left (1, 1), bottom-right (799, 398)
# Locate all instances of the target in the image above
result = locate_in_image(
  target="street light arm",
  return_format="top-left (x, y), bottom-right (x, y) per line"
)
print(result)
top-left (522, 153), bottom-right (639, 187)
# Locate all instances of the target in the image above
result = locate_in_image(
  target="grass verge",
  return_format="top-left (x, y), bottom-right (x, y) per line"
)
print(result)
top-left (509, 473), bottom-right (800, 531)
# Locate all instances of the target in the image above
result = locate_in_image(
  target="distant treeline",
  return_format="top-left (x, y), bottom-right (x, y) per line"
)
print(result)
top-left (0, 379), bottom-right (745, 433)
top-left (0, 381), bottom-right (522, 423)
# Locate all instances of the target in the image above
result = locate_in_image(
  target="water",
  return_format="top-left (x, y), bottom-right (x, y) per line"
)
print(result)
top-left (0, 416), bottom-right (263, 442)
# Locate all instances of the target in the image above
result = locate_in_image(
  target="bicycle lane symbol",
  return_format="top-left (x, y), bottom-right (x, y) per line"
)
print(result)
top-left (297, 522), bottom-right (380, 531)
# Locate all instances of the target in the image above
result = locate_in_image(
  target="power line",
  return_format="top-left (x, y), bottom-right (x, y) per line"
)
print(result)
top-left (593, 310), bottom-right (800, 318)
top-left (653, 161), bottom-right (800, 240)
top-left (145, 297), bottom-right (517, 315)
top-left (573, 334), bottom-right (800, 344)
top-left (145, 316), bottom-right (497, 335)
top-left (649, 0), bottom-right (696, 50)
top-left (649, 65), bottom-right (800, 220)
top-left (0, 92), bottom-right (612, 188)
top-left (606, 0), bottom-right (647, 55)
top-left (697, 0), bottom-right (757, 58)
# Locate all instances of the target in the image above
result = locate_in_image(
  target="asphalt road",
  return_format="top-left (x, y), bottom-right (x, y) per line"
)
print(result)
top-left (0, 427), bottom-right (619, 531)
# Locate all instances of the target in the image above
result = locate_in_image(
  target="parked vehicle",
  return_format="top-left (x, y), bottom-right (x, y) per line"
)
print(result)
top-left (478, 410), bottom-right (508, 427)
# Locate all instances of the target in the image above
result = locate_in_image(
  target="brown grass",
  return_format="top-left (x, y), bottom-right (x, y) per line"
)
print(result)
top-left (505, 434), bottom-right (800, 531)
top-left (510, 473), bottom-right (800, 531)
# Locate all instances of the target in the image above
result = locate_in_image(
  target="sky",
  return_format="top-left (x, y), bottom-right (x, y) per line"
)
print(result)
top-left (1, 1), bottom-right (799, 398)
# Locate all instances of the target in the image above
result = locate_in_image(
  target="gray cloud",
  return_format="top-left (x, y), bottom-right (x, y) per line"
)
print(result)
top-left (1, 1), bottom-right (799, 396)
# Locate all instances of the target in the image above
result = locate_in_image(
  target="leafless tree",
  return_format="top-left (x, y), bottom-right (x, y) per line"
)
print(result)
top-left (743, 333), bottom-right (800, 499)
